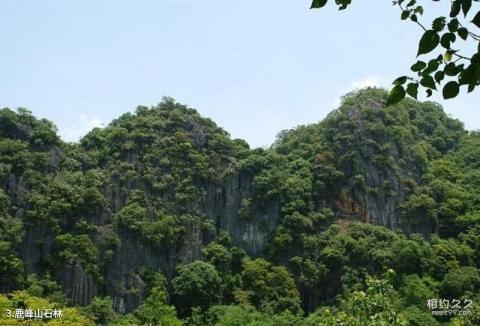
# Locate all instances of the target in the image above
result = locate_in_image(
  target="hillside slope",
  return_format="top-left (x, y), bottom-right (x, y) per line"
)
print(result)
top-left (1, 89), bottom-right (479, 324)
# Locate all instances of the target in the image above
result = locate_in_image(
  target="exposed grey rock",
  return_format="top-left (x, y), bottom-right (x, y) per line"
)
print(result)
top-left (58, 264), bottom-right (98, 306)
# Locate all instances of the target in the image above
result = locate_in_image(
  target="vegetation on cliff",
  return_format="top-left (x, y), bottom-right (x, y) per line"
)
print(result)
top-left (0, 89), bottom-right (479, 325)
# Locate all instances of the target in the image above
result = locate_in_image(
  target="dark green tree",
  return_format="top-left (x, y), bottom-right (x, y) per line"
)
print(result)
top-left (172, 261), bottom-right (222, 315)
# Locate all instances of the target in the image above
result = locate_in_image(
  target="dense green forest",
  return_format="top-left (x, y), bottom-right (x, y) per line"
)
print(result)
top-left (0, 88), bottom-right (479, 325)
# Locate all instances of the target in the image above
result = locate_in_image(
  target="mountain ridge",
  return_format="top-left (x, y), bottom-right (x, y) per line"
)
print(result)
top-left (1, 88), bottom-right (479, 323)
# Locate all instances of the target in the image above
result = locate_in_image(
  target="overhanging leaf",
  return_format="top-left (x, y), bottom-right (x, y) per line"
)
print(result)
top-left (443, 81), bottom-right (460, 99)
top-left (393, 76), bottom-right (408, 85)
top-left (420, 75), bottom-right (437, 90)
top-left (468, 83), bottom-right (476, 93)
top-left (435, 70), bottom-right (445, 83)
top-left (458, 27), bottom-right (469, 40)
top-left (459, 64), bottom-right (480, 85)
top-left (406, 82), bottom-right (419, 99)
top-left (418, 30), bottom-right (440, 56)
top-left (432, 17), bottom-right (447, 32)
top-left (450, 1), bottom-right (461, 17)
top-left (462, 0), bottom-right (472, 17)
top-left (445, 62), bottom-right (459, 76)
top-left (415, 6), bottom-right (424, 15)
top-left (411, 61), bottom-right (426, 72)
top-left (448, 19), bottom-right (459, 32)
top-left (440, 33), bottom-right (456, 49)
top-left (311, 0), bottom-right (328, 9)
top-left (424, 59), bottom-right (440, 74)
top-left (472, 11), bottom-right (480, 28)
top-left (387, 85), bottom-right (406, 105)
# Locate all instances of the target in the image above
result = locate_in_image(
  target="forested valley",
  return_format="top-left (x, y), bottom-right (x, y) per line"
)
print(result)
top-left (1, 88), bottom-right (479, 325)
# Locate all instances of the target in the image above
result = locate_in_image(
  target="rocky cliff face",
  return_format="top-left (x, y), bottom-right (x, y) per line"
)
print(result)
top-left (0, 89), bottom-right (466, 311)
top-left (328, 103), bottom-right (416, 230)
top-left (276, 89), bottom-right (464, 236)
top-left (96, 170), bottom-right (278, 312)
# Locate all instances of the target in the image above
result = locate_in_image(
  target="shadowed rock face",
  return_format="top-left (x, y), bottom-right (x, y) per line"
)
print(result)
top-left (0, 89), bottom-right (466, 311)
top-left (97, 170), bottom-right (279, 312)
top-left (330, 105), bottom-right (413, 230)
top-left (0, 103), bottom-right (283, 310)
top-left (9, 157), bottom-right (272, 309)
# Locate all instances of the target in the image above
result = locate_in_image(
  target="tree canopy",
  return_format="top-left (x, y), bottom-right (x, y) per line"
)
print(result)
top-left (0, 90), bottom-right (479, 324)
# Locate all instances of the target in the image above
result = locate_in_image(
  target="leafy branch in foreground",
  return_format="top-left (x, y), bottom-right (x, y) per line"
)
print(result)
top-left (311, 0), bottom-right (480, 104)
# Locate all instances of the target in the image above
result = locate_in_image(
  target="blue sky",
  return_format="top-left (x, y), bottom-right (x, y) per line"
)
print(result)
top-left (1, 0), bottom-right (479, 148)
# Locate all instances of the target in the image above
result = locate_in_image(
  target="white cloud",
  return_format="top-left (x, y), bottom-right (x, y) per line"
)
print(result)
top-left (60, 114), bottom-right (104, 142)
top-left (350, 75), bottom-right (387, 90)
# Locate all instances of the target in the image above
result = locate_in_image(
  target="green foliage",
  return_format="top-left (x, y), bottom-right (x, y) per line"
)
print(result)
top-left (25, 169), bottom-right (106, 226)
top-left (53, 233), bottom-right (100, 279)
top-left (342, 271), bottom-right (407, 325)
top-left (114, 202), bottom-right (148, 228)
top-left (310, 1), bottom-right (480, 101)
top-left (25, 274), bottom-right (66, 305)
top-left (0, 291), bottom-right (95, 325)
top-left (0, 190), bottom-right (24, 289)
top-left (106, 271), bottom-right (183, 325)
top-left (402, 306), bottom-right (439, 326)
top-left (303, 271), bottom-right (408, 325)
top-left (203, 243), bottom-right (233, 274)
top-left (172, 261), bottom-right (222, 315)
top-left (209, 305), bottom-right (302, 326)
top-left (236, 258), bottom-right (301, 314)
top-left (0, 108), bottom-right (59, 149)
top-left (139, 215), bottom-right (189, 247)
top-left (83, 297), bottom-right (116, 325)
top-left (0, 92), bottom-right (479, 325)
top-left (0, 241), bottom-right (24, 289)
top-left (440, 267), bottom-right (480, 299)
top-left (399, 274), bottom-right (437, 308)
top-left (134, 284), bottom-right (183, 326)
